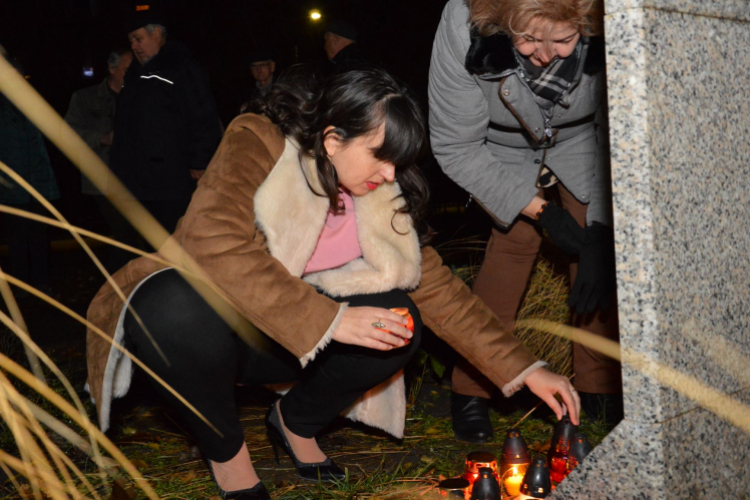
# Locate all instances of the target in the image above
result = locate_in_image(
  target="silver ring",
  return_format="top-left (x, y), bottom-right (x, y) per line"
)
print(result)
top-left (571, 389), bottom-right (577, 393)
top-left (372, 321), bottom-right (386, 329)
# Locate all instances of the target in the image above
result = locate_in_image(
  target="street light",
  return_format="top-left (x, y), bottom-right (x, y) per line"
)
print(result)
top-left (309, 9), bottom-right (322, 21)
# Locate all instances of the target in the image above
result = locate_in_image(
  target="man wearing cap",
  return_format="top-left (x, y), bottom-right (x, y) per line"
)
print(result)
top-left (239, 52), bottom-right (276, 114)
top-left (109, 6), bottom-right (222, 255)
top-left (324, 20), bottom-right (368, 71)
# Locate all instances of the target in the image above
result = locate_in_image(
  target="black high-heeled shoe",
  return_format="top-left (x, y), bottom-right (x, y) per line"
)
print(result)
top-left (205, 459), bottom-right (272, 499)
top-left (265, 403), bottom-right (347, 483)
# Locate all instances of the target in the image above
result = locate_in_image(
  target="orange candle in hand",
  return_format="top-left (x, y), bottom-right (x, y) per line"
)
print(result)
top-left (390, 307), bottom-right (414, 345)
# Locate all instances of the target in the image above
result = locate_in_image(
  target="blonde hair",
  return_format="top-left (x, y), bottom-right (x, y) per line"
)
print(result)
top-left (467, 0), bottom-right (604, 38)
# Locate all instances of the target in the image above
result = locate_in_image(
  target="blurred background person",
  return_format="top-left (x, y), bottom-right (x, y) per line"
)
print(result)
top-left (109, 6), bottom-right (222, 256)
top-left (324, 20), bottom-right (368, 71)
top-left (239, 51), bottom-right (276, 114)
top-left (0, 45), bottom-right (60, 298)
top-left (65, 48), bottom-right (133, 272)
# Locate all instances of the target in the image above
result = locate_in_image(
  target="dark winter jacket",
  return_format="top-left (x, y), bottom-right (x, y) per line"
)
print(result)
top-left (0, 94), bottom-right (59, 205)
top-left (109, 41), bottom-right (222, 201)
top-left (331, 43), bottom-right (370, 73)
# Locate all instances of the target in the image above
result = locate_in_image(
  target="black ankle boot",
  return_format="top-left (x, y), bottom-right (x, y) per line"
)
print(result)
top-left (451, 393), bottom-right (494, 443)
top-left (205, 460), bottom-right (271, 499)
top-left (265, 404), bottom-right (346, 482)
top-left (579, 392), bottom-right (624, 428)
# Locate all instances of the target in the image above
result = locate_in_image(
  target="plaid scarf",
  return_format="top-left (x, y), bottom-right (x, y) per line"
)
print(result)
top-left (515, 38), bottom-right (588, 110)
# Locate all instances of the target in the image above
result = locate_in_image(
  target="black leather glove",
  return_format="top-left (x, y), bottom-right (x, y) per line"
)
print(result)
top-left (535, 202), bottom-right (586, 256)
top-left (569, 223), bottom-right (616, 314)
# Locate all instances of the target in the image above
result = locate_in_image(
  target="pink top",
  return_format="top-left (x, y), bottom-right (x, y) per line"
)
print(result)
top-left (303, 191), bottom-right (363, 275)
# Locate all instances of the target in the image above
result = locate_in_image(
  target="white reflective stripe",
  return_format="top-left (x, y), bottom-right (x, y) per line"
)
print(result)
top-left (140, 74), bottom-right (174, 85)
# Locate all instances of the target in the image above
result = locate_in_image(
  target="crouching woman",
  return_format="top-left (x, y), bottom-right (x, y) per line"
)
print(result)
top-left (85, 68), bottom-right (579, 499)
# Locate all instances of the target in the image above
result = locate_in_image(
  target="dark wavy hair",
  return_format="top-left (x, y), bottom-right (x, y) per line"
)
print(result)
top-left (249, 65), bottom-right (431, 242)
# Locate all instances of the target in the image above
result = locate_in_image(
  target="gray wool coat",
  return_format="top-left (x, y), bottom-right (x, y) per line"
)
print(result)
top-left (428, 0), bottom-right (612, 227)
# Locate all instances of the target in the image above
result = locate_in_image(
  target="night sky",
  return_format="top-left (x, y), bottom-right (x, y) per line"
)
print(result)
top-left (1, 0), bottom-right (468, 234)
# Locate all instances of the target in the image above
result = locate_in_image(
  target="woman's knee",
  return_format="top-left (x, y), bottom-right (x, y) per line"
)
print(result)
top-left (378, 291), bottom-right (423, 360)
top-left (124, 270), bottom-right (231, 361)
top-left (378, 289), bottom-right (423, 335)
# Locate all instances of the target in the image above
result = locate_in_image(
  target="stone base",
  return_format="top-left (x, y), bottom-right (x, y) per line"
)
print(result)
top-left (550, 390), bottom-right (750, 498)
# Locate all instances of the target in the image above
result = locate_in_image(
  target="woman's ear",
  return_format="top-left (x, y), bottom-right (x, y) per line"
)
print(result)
top-left (323, 126), bottom-right (341, 157)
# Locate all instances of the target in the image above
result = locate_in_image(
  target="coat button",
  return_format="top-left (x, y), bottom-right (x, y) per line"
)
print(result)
top-left (534, 159), bottom-right (541, 164)
top-left (502, 89), bottom-right (510, 96)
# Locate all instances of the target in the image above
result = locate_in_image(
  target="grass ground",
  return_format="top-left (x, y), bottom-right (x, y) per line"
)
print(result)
top-left (1, 244), bottom-right (612, 499)
top-left (2, 352), bottom-right (610, 499)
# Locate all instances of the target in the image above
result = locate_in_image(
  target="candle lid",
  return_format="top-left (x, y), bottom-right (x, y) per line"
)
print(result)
top-left (470, 467), bottom-right (501, 500)
top-left (551, 415), bottom-right (577, 444)
top-left (569, 432), bottom-right (593, 462)
top-left (502, 427), bottom-right (530, 464)
top-left (520, 457), bottom-right (551, 498)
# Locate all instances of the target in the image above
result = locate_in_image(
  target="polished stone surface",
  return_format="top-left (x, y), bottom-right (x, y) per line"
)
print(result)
top-left (605, 6), bottom-right (663, 425)
top-left (605, 0), bottom-right (750, 19)
top-left (550, 390), bottom-right (750, 498)
top-left (609, 5), bottom-right (750, 423)
top-left (548, 420), bottom-right (665, 498)
top-left (661, 389), bottom-right (750, 497)
top-left (550, 1), bottom-right (750, 496)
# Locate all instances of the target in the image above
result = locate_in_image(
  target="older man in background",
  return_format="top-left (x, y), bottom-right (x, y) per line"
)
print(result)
top-left (239, 51), bottom-right (276, 114)
top-left (109, 6), bottom-right (221, 256)
top-left (65, 49), bottom-right (133, 271)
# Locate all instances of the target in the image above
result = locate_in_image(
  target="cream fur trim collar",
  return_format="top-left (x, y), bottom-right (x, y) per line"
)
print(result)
top-left (254, 139), bottom-right (422, 292)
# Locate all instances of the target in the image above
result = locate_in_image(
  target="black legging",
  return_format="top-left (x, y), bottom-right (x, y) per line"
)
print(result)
top-left (124, 269), bottom-right (422, 462)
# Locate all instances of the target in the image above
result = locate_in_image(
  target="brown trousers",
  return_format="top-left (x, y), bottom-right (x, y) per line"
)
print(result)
top-left (452, 184), bottom-right (622, 397)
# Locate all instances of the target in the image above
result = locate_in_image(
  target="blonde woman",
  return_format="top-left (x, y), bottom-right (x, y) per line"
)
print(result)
top-left (429, 0), bottom-right (621, 442)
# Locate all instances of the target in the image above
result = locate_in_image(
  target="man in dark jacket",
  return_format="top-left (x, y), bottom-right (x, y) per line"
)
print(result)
top-left (65, 48), bottom-right (133, 271)
top-left (239, 51), bottom-right (276, 114)
top-left (0, 45), bottom-right (60, 295)
top-left (324, 20), bottom-right (368, 72)
top-left (110, 9), bottom-right (222, 255)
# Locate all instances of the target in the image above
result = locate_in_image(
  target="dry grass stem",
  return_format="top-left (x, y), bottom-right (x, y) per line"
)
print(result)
top-left (0, 352), bottom-right (161, 499)
top-left (2, 272), bottom-right (222, 437)
top-left (0, 371), bottom-right (85, 500)
top-left (0, 52), bottom-right (262, 353)
top-left (513, 258), bottom-right (572, 376)
top-left (519, 319), bottom-right (750, 437)
top-left (21, 399), bottom-right (118, 468)
top-left (0, 268), bottom-right (46, 386)
top-left (0, 159), bottom-right (172, 367)
top-left (0, 301), bottom-right (107, 478)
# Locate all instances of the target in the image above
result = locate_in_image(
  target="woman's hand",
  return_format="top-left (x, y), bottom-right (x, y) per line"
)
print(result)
top-left (332, 306), bottom-right (412, 350)
top-left (569, 223), bottom-right (616, 314)
top-left (524, 368), bottom-right (581, 425)
top-left (533, 201), bottom-right (585, 256)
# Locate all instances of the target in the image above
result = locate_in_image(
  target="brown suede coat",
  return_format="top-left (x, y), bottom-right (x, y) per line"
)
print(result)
top-left (86, 114), bottom-right (539, 433)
